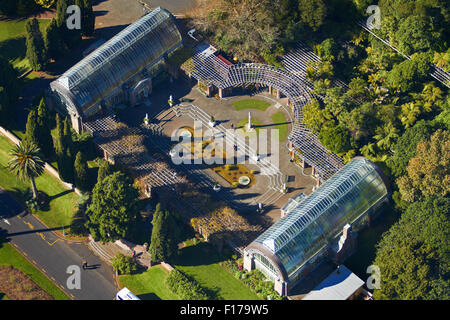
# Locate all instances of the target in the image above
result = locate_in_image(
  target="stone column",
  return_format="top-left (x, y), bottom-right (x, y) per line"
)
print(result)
top-left (219, 88), bottom-right (223, 99)
top-left (243, 252), bottom-right (254, 272)
top-left (276, 89), bottom-right (281, 99)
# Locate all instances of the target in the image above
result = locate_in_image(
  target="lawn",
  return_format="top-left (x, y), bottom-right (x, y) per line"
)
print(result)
top-left (237, 117), bottom-right (263, 136)
top-left (0, 18), bottom-right (51, 73)
top-left (0, 135), bottom-right (79, 230)
top-left (119, 265), bottom-right (180, 300)
top-left (232, 99), bottom-right (271, 111)
top-left (175, 242), bottom-right (260, 300)
top-left (271, 111), bottom-right (289, 142)
top-left (0, 242), bottom-right (69, 300)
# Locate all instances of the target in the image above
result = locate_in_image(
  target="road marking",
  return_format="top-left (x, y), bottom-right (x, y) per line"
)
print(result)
top-left (47, 239), bottom-right (60, 246)
top-left (42, 268), bottom-right (47, 273)
top-left (51, 276), bottom-right (55, 281)
top-left (38, 232), bottom-right (46, 241)
top-left (22, 251), bottom-right (27, 256)
top-left (24, 221), bottom-right (34, 230)
top-left (32, 260), bottom-right (37, 264)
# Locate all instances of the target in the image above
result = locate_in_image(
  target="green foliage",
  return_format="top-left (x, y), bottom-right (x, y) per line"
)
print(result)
top-left (149, 204), bottom-right (180, 263)
top-left (25, 18), bottom-right (46, 71)
top-left (387, 59), bottom-right (429, 92)
top-left (74, 151), bottom-right (89, 192)
top-left (298, 0), bottom-right (327, 31)
top-left (319, 38), bottom-right (338, 60)
top-left (24, 110), bottom-right (40, 148)
top-left (0, 58), bottom-right (19, 126)
top-left (97, 159), bottom-right (113, 183)
top-left (373, 196), bottom-right (450, 300)
top-left (166, 269), bottom-right (210, 300)
top-left (86, 172), bottom-right (140, 242)
top-left (111, 253), bottom-right (138, 275)
top-left (44, 19), bottom-right (64, 60)
top-left (318, 124), bottom-right (351, 154)
top-left (8, 140), bottom-right (45, 199)
top-left (387, 120), bottom-right (435, 177)
top-left (36, 98), bottom-right (54, 158)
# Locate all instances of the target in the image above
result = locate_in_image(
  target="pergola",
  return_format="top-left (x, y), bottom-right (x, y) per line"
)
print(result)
top-left (181, 43), bottom-right (345, 182)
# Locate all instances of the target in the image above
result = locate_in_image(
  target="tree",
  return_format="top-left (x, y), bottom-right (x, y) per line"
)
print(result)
top-left (319, 38), bottom-right (338, 60)
top-left (111, 253), bottom-right (138, 275)
top-left (149, 204), bottom-right (180, 263)
top-left (54, 114), bottom-right (73, 182)
top-left (318, 124), bottom-right (351, 155)
top-left (397, 129), bottom-right (449, 202)
top-left (387, 59), bottom-right (429, 92)
top-left (8, 141), bottom-right (45, 199)
top-left (80, 0), bottom-right (95, 37)
top-left (396, 15), bottom-right (432, 55)
top-left (25, 18), bottom-right (47, 71)
top-left (298, 0), bottom-right (327, 31)
top-left (36, 98), bottom-right (54, 158)
top-left (86, 172), bottom-right (140, 242)
top-left (373, 122), bottom-right (399, 152)
top-left (97, 160), bottom-right (113, 183)
top-left (45, 18), bottom-right (64, 60)
top-left (56, 0), bottom-right (69, 28)
top-left (387, 120), bottom-right (434, 177)
top-left (373, 196), bottom-right (450, 300)
top-left (399, 102), bottom-right (421, 129)
top-left (433, 51), bottom-right (449, 72)
top-left (74, 151), bottom-right (89, 192)
top-left (302, 99), bottom-right (332, 133)
top-left (24, 110), bottom-right (40, 148)
top-left (0, 58), bottom-right (19, 126)
top-left (35, 0), bottom-right (56, 8)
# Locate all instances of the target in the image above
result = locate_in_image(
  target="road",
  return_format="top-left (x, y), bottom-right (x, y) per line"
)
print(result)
top-left (0, 188), bottom-right (118, 300)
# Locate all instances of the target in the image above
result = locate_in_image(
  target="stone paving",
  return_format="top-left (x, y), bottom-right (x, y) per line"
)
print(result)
top-left (119, 78), bottom-right (316, 223)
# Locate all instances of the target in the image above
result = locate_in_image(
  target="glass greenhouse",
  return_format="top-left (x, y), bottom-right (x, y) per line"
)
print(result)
top-left (244, 157), bottom-right (389, 293)
top-left (50, 7), bottom-right (182, 118)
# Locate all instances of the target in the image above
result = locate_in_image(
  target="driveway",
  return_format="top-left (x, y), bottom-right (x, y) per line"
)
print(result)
top-left (0, 188), bottom-right (118, 300)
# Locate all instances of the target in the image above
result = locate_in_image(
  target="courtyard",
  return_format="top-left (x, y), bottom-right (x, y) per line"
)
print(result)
top-left (115, 77), bottom-right (317, 224)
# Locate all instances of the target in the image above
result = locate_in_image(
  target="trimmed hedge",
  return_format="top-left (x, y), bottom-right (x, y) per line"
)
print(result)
top-left (165, 269), bottom-right (210, 300)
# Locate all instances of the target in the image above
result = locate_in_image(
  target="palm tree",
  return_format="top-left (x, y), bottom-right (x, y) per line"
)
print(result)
top-left (422, 83), bottom-right (443, 110)
top-left (8, 141), bottom-right (45, 199)
top-left (400, 102), bottom-right (421, 128)
top-left (373, 122), bottom-right (399, 151)
top-left (433, 51), bottom-right (449, 71)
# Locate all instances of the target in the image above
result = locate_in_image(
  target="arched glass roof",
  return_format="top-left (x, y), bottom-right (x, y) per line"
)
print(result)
top-left (50, 7), bottom-right (182, 115)
top-left (250, 158), bottom-right (388, 278)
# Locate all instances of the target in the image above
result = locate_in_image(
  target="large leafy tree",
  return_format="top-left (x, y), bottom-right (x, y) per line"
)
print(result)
top-left (45, 18), bottom-right (64, 60)
top-left (387, 120), bottom-right (434, 178)
top-left (298, 0), bottom-right (327, 32)
top-left (0, 58), bottom-right (19, 126)
top-left (318, 124), bottom-right (351, 155)
top-left (86, 172), bottom-right (140, 242)
top-left (373, 196), bottom-right (450, 300)
top-left (8, 141), bottom-right (45, 199)
top-left (36, 98), bottom-right (54, 158)
top-left (397, 129), bottom-right (449, 202)
top-left (54, 114), bottom-right (74, 182)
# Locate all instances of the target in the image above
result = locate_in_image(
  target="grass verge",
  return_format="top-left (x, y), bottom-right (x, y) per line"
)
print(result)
top-left (232, 99), bottom-right (271, 111)
top-left (0, 242), bottom-right (69, 300)
top-left (0, 135), bottom-right (79, 230)
top-left (119, 265), bottom-right (180, 300)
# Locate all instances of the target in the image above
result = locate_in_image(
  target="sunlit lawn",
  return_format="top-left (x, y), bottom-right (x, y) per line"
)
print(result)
top-left (119, 265), bottom-right (180, 300)
top-left (232, 99), bottom-right (271, 111)
top-left (175, 242), bottom-right (260, 300)
top-left (0, 18), bottom-right (51, 73)
top-left (271, 111), bottom-right (289, 142)
top-left (0, 136), bottom-right (78, 229)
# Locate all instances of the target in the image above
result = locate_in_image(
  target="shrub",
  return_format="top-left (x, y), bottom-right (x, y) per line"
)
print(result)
top-left (166, 269), bottom-right (210, 300)
top-left (111, 253), bottom-right (138, 275)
